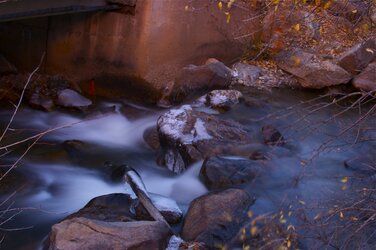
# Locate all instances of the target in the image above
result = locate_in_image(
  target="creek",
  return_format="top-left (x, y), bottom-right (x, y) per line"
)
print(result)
top-left (0, 87), bottom-right (375, 249)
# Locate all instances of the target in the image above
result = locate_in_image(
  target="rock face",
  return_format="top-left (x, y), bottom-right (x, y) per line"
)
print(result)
top-left (337, 39), bottom-right (376, 75)
top-left (166, 59), bottom-right (233, 103)
top-left (56, 89), bottom-right (92, 109)
top-left (45, 218), bottom-right (171, 250)
top-left (352, 62), bottom-right (376, 92)
top-left (232, 63), bottom-right (263, 86)
top-left (200, 156), bottom-right (261, 189)
top-left (276, 48), bottom-right (352, 88)
top-left (262, 125), bottom-right (285, 146)
top-left (135, 193), bottom-right (183, 224)
top-left (181, 188), bottom-right (254, 248)
top-left (157, 105), bottom-right (251, 173)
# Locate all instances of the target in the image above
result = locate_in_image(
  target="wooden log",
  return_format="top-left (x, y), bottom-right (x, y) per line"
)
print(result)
top-left (123, 166), bottom-right (172, 231)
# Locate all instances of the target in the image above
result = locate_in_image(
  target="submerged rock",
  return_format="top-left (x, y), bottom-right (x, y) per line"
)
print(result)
top-left (276, 48), bottom-right (352, 88)
top-left (337, 39), bottom-right (376, 75)
top-left (56, 89), bottom-right (92, 109)
top-left (181, 188), bottom-right (254, 248)
top-left (262, 125), bottom-right (285, 146)
top-left (45, 218), bottom-right (171, 250)
top-left (352, 62), bottom-right (376, 92)
top-left (200, 156), bottom-right (261, 189)
top-left (157, 105), bottom-right (251, 173)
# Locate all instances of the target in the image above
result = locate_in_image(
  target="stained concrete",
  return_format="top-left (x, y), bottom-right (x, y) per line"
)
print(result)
top-left (0, 0), bottom-right (260, 101)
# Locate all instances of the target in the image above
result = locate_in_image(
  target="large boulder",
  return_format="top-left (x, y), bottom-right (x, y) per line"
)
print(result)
top-left (199, 156), bottom-right (261, 189)
top-left (157, 105), bottom-right (252, 173)
top-left (165, 58), bottom-right (233, 103)
top-left (352, 62), bottom-right (376, 92)
top-left (337, 39), bottom-right (376, 75)
top-left (276, 48), bottom-right (352, 88)
top-left (181, 188), bottom-right (254, 248)
top-left (45, 218), bottom-right (171, 250)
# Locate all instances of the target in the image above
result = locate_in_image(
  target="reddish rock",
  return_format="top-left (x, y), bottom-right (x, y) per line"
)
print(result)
top-left (352, 62), bottom-right (376, 91)
top-left (181, 188), bottom-right (254, 248)
top-left (337, 39), bottom-right (376, 75)
top-left (276, 48), bottom-right (352, 88)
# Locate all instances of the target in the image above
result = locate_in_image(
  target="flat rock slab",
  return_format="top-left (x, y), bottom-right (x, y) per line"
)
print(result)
top-left (45, 218), bottom-right (171, 250)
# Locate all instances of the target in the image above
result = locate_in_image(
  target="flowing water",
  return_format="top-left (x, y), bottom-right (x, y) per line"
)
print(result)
top-left (0, 88), bottom-right (375, 249)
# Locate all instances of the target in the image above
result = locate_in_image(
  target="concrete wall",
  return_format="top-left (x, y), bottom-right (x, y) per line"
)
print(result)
top-left (0, 0), bottom-right (259, 98)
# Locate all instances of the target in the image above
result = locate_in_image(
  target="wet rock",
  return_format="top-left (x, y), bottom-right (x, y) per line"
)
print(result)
top-left (262, 125), bottom-right (285, 146)
top-left (181, 188), bottom-right (254, 248)
top-left (276, 48), bottom-right (352, 88)
top-left (28, 90), bottom-right (54, 112)
top-left (249, 150), bottom-right (269, 161)
top-left (56, 89), bottom-right (92, 109)
top-left (103, 162), bottom-right (127, 182)
top-left (157, 105), bottom-right (252, 174)
top-left (167, 58), bottom-right (233, 103)
top-left (199, 156), bottom-right (261, 189)
top-left (66, 193), bottom-right (135, 222)
top-left (44, 217), bottom-right (171, 250)
top-left (205, 89), bottom-right (243, 111)
top-left (143, 126), bottom-right (160, 150)
top-left (337, 39), bottom-right (376, 75)
top-left (0, 54), bottom-right (17, 76)
top-left (135, 193), bottom-right (183, 224)
top-left (232, 63), bottom-right (263, 86)
top-left (352, 62), bottom-right (376, 92)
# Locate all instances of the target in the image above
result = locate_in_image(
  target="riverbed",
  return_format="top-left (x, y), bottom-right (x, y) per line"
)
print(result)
top-left (0, 87), bottom-right (375, 249)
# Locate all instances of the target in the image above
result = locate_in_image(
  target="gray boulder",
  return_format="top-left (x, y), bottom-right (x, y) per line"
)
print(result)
top-left (232, 63), bottom-right (263, 86)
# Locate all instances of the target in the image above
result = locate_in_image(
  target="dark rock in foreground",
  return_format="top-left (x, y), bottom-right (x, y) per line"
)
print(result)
top-left (181, 188), bottom-right (254, 248)
top-left (157, 105), bottom-right (252, 174)
top-left (200, 156), bottom-right (261, 189)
